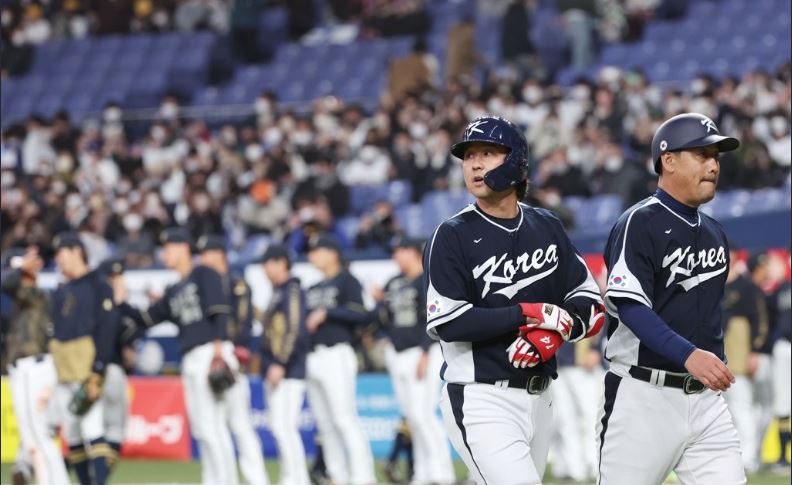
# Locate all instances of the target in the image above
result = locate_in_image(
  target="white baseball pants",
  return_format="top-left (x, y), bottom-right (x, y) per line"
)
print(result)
top-left (385, 344), bottom-right (455, 485)
top-left (8, 355), bottom-right (71, 485)
top-left (724, 375), bottom-right (758, 472)
top-left (440, 381), bottom-right (553, 485)
top-left (227, 373), bottom-right (268, 485)
top-left (182, 341), bottom-right (239, 485)
top-left (551, 366), bottom-right (604, 481)
top-left (266, 378), bottom-right (310, 485)
top-left (773, 339), bottom-right (791, 417)
top-left (306, 343), bottom-right (375, 485)
top-left (597, 368), bottom-right (746, 485)
top-left (103, 362), bottom-right (128, 445)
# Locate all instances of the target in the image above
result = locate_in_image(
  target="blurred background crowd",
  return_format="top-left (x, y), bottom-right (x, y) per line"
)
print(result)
top-left (0, 0), bottom-right (790, 270)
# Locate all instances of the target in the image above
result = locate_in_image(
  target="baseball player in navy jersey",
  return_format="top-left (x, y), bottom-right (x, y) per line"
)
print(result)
top-left (116, 228), bottom-right (241, 485)
top-left (424, 116), bottom-right (605, 485)
top-left (50, 232), bottom-right (119, 485)
top-left (260, 244), bottom-right (311, 485)
top-left (769, 270), bottom-right (791, 471)
top-left (96, 257), bottom-right (140, 474)
top-left (373, 237), bottom-right (455, 485)
top-left (722, 247), bottom-right (769, 473)
top-left (304, 234), bottom-right (376, 485)
top-left (197, 235), bottom-right (269, 485)
top-left (2, 247), bottom-right (71, 485)
top-left (599, 113), bottom-right (746, 484)
top-left (550, 338), bottom-right (604, 482)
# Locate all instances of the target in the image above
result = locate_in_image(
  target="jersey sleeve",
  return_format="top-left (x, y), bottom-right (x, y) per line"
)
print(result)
top-left (325, 274), bottom-right (369, 325)
top-left (195, 266), bottom-right (231, 340)
top-left (604, 209), bottom-right (656, 315)
top-left (424, 223), bottom-right (474, 338)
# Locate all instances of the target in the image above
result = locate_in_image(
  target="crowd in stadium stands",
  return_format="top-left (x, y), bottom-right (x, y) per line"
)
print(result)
top-left (2, 56), bottom-right (789, 268)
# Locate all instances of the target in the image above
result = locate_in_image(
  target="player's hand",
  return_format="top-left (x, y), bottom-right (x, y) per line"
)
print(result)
top-left (233, 346), bottom-right (251, 368)
top-left (684, 349), bottom-right (735, 392)
top-left (306, 309), bottom-right (327, 333)
top-left (507, 335), bottom-right (541, 368)
top-left (518, 303), bottom-right (575, 341)
top-left (266, 363), bottom-right (286, 388)
top-left (416, 351), bottom-right (428, 380)
top-left (17, 247), bottom-right (43, 275)
top-left (370, 286), bottom-right (384, 303)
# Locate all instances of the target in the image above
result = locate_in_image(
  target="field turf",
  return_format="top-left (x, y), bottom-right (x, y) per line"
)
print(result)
top-left (1, 460), bottom-right (789, 484)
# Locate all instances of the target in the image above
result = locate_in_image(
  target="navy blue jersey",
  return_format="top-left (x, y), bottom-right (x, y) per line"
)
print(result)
top-left (224, 275), bottom-right (254, 348)
top-left (424, 203), bottom-right (602, 384)
top-left (724, 274), bottom-right (770, 353)
top-left (51, 270), bottom-right (119, 370)
top-left (603, 190), bottom-right (729, 372)
top-left (261, 277), bottom-right (310, 379)
top-left (770, 280), bottom-right (791, 343)
top-left (121, 265), bottom-right (230, 354)
top-left (376, 272), bottom-right (432, 352)
top-left (305, 270), bottom-right (369, 348)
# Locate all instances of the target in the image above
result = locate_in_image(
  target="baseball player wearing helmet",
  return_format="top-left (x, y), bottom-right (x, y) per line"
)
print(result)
top-left (373, 237), bottom-right (455, 485)
top-left (2, 247), bottom-right (71, 485)
top-left (598, 113), bottom-right (746, 484)
top-left (116, 228), bottom-right (240, 484)
top-left (260, 244), bottom-right (311, 485)
top-left (198, 235), bottom-right (269, 485)
top-left (304, 234), bottom-right (376, 485)
top-left (50, 232), bottom-right (119, 485)
top-left (424, 116), bottom-right (604, 485)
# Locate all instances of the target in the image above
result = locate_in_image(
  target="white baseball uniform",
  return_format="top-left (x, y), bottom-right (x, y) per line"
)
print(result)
top-left (102, 362), bottom-right (128, 447)
top-left (266, 379), bottom-right (310, 485)
top-left (227, 372), bottom-right (269, 485)
top-left (8, 355), bottom-right (71, 485)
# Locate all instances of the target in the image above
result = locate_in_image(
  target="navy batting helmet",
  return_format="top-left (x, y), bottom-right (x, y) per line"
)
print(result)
top-left (450, 116), bottom-right (529, 192)
top-left (651, 113), bottom-right (739, 174)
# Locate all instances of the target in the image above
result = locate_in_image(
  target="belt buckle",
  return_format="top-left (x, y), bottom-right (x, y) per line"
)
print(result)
top-left (526, 376), bottom-right (546, 395)
top-left (683, 375), bottom-right (705, 394)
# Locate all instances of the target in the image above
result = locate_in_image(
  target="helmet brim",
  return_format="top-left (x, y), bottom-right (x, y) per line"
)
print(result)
top-left (679, 134), bottom-right (740, 153)
top-left (450, 140), bottom-right (511, 160)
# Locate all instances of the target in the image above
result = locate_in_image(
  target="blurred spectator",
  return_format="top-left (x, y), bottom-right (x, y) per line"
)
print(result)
top-left (355, 201), bottom-right (403, 252)
top-left (230, 0), bottom-right (262, 63)
top-left (92, 0), bottom-right (134, 34)
top-left (446, 15), bottom-right (483, 84)
top-left (174, 0), bottom-right (229, 33)
top-left (500, 0), bottom-right (537, 73)
top-left (361, 0), bottom-right (430, 38)
top-left (388, 37), bottom-right (437, 101)
top-left (285, 0), bottom-right (315, 40)
top-left (556, 0), bottom-right (597, 70)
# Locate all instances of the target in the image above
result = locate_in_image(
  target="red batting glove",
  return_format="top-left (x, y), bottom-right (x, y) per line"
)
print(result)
top-left (507, 329), bottom-right (564, 368)
top-left (519, 303), bottom-right (574, 341)
top-left (233, 346), bottom-right (251, 368)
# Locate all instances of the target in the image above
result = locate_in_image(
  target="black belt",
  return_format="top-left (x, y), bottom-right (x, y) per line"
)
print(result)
top-left (628, 365), bottom-right (705, 394)
top-left (483, 374), bottom-right (551, 395)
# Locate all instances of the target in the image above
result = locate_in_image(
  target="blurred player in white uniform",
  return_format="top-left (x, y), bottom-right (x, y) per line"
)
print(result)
top-left (373, 237), bottom-right (455, 485)
top-left (198, 235), bottom-right (268, 485)
top-left (304, 234), bottom-right (376, 485)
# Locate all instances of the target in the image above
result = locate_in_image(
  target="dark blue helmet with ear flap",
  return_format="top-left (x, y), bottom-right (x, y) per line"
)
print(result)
top-left (450, 116), bottom-right (529, 192)
top-left (651, 112), bottom-right (740, 174)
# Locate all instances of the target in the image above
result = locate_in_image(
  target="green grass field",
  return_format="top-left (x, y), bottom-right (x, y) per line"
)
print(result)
top-left (1, 460), bottom-right (789, 484)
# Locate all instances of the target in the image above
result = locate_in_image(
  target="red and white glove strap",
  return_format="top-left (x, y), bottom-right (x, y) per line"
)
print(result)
top-left (507, 336), bottom-right (540, 369)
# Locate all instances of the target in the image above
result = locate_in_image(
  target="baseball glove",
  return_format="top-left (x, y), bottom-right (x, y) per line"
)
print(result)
top-left (68, 372), bottom-right (103, 416)
top-left (208, 356), bottom-right (235, 396)
top-left (507, 329), bottom-right (564, 368)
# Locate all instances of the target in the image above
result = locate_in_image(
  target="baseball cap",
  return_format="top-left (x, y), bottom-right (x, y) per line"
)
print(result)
top-left (307, 234), bottom-right (341, 253)
top-left (53, 231), bottom-right (85, 251)
top-left (260, 244), bottom-right (291, 265)
top-left (2, 247), bottom-right (27, 269)
top-left (98, 257), bottom-right (125, 276)
top-left (196, 234), bottom-right (226, 253)
top-left (160, 227), bottom-right (192, 246)
top-left (391, 236), bottom-right (425, 253)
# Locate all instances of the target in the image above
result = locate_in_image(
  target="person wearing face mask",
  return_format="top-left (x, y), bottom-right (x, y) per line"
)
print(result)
top-left (598, 113), bottom-right (746, 484)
